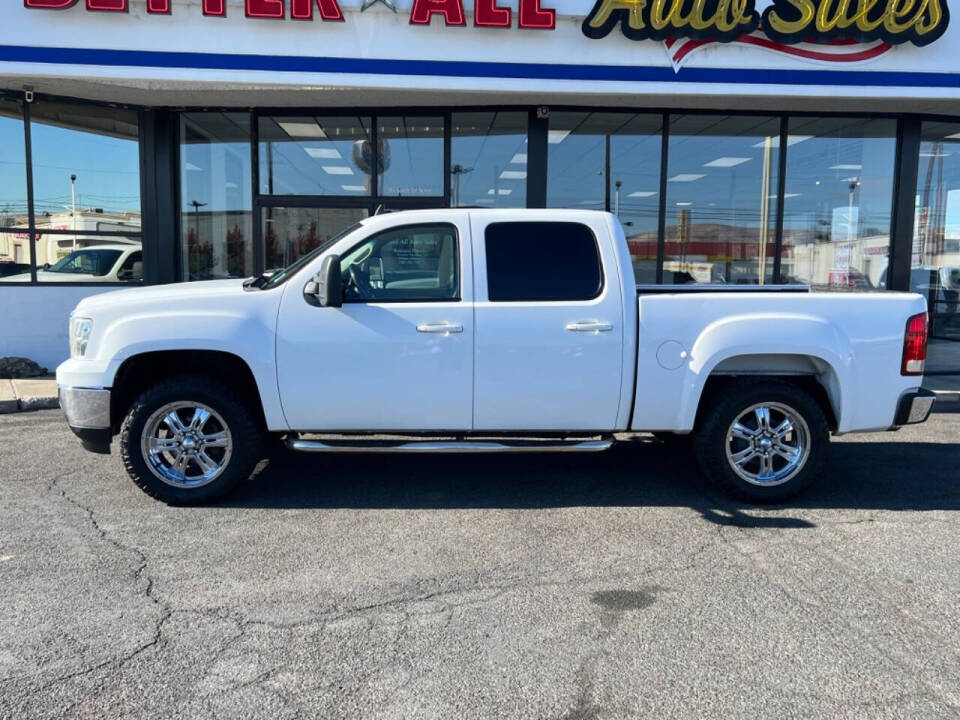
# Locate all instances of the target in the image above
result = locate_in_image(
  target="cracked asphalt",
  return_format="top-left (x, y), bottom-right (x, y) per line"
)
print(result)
top-left (1, 409), bottom-right (959, 719)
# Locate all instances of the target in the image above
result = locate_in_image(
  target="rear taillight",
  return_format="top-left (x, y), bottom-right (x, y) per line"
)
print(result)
top-left (901, 313), bottom-right (928, 376)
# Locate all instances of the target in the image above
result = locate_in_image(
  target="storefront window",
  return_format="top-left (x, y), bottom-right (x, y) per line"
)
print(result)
top-left (377, 116), bottom-right (444, 197)
top-left (664, 115), bottom-right (779, 285)
top-left (0, 98), bottom-right (26, 232)
top-left (29, 101), bottom-right (143, 283)
top-left (181, 113), bottom-right (253, 281)
top-left (263, 206), bottom-right (369, 271)
top-left (547, 112), bottom-right (663, 282)
top-left (779, 118), bottom-right (896, 290)
top-left (914, 121), bottom-right (960, 383)
top-left (451, 112), bottom-right (527, 208)
top-left (259, 116), bottom-right (373, 196)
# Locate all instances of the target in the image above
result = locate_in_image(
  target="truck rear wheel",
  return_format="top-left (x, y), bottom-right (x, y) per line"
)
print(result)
top-left (119, 375), bottom-right (263, 505)
top-left (693, 379), bottom-right (829, 503)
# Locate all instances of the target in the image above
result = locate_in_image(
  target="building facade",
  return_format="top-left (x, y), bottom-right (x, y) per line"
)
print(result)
top-left (1, 0), bottom-right (959, 387)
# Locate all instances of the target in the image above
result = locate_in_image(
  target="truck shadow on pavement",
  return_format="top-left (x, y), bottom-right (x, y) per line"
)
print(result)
top-left (221, 436), bottom-right (960, 525)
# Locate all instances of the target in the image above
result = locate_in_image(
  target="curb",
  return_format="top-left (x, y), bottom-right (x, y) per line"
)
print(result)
top-left (0, 378), bottom-right (59, 415)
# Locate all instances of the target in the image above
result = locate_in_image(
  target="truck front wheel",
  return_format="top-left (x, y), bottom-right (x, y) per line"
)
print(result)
top-left (693, 379), bottom-right (829, 503)
top-left (119, 375), bottom-right (264, 505)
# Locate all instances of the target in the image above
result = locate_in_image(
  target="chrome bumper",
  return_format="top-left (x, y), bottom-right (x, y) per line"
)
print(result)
top-left (894, 389), bottom-right (936, 426)
top-left (59, 386), bottom-right (111, 430)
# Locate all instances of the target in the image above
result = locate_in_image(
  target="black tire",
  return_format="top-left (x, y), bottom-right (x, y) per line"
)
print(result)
top-left (119, 374), bottom-right (264, 505)
top-left (693, 379), bottom-right (830, 503)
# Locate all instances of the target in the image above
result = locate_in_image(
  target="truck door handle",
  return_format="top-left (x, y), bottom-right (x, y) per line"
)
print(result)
top-left (417, 322), bottom-right (464, 334)
top-left (565, 321), bottom-right (613, 333)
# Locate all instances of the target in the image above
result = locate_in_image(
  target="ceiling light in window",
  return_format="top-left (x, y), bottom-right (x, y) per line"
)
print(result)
top-left (781, 193), bottom-right (802, 198)
top-left (323, 166), bottom-right (354, 175)
top-left (628, 191), bottom-right (657, 198)
top-left (753, 135), bottom-right (813, 148)
top-left (842, 176), bottom-right (860, 183)
top-left (668, 174), bottom-right (705, 182)
top-left (919, 152), bottom-right (952, 157)
top-left (829, 164), bottom-right (862, 170)
top-left (341, 185), bottom-right (366, 192)
top-left (277, 121), bottom-right (327, 138)
top-left (305, 147), bottom-right (342, 159)
top-left (676, 202), bottom-right (692, 206)
top-left (511, 153), bottom-right (528, 164)
top-left (946, 132), bottom-right (960, 139)
top-left (704, 157), bottom-right (751, 168)
top-left (488, 189), bottom-right (513, 195)
top-left (499, 170), bottom-right (527, 180)
top-left (548, 129), bottom-right (571, 144)
top-left (185, 162), bottom-right (202, 172)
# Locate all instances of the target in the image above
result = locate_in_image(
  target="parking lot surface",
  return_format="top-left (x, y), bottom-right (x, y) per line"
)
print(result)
top-left (1, 409), bottom-right (959, 719)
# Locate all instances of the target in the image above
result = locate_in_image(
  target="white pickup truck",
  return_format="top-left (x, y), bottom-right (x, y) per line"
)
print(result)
top-left (57, 209), bottom-right (935, 505)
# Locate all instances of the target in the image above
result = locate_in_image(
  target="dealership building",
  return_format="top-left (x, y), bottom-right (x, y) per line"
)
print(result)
top-left (1, 0), bottom-right (959, 388)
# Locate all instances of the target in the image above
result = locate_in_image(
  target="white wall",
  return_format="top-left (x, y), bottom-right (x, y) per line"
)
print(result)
top-left (0, 286), bottom-right (115, 372)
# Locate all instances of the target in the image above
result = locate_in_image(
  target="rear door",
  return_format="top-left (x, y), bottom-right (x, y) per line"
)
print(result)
top-left (471, 215), bottom-right (625, 431)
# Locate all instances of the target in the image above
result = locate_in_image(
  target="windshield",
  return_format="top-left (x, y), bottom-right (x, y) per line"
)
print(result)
top-left (261, 222), bottom-right (365, 290)
top-left (46, 249), bottom-right (123, 276)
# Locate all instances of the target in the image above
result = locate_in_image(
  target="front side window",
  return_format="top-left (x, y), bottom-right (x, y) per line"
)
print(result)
top-left (485, 222), bottom-right (603, 301)
top-left (340, 223), bottom-right (459, 302)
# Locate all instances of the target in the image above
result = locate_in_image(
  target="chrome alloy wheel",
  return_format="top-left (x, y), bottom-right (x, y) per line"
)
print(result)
top-left (140, 402), bottom-right (233, 489)
top-left (725, 402), bottom-right (810, 487)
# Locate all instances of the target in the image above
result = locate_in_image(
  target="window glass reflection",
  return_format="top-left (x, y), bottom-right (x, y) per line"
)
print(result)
top-left (378, 116), bottom-right (444, 197)
top-left (780, 118), bottom-right (896, 290)
top-left (610, 115), bottom-right (662, 283)
top-left (264, 206), bottom-right (369, 272)
top-left (664, 115), bottom-right (779, 285)
top-left (913, 121), bottom-right (960, 382)
top-left (0, 98), bottom-right (26, 235)
top-left (451, 112), bottom-right (527, 208)
top-left (30, 102), bottom-right (142, 282)
top-left (547, 112), bottom-right (662, 282)
top-left (181, 112), bottom-right (253, 280)
top-left (259, 116), bottom-right (373, 196)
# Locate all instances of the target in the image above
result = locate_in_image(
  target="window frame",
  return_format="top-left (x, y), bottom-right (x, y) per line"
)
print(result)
top-left (483, 220), bottom-right (605, 303)
top-left (339, 221), bottom-right (462, 305)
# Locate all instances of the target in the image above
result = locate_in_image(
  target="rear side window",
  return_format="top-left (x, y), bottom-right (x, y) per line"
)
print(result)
top-left (485, 222), bottom-right (603, 302)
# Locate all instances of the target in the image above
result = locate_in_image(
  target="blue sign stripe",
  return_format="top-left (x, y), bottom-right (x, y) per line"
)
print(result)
top-left (2, 43), bottom-right (959, 88)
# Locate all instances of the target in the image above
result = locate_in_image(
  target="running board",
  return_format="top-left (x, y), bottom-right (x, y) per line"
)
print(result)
top-left (286, 437), bottom-right (614, 454)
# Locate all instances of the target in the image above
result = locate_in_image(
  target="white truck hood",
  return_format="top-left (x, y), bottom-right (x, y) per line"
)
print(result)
top-left (74, 279), bottom-right (251, 314)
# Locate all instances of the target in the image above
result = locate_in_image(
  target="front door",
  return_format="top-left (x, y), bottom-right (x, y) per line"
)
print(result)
top-left (471, 215), bottom-right (626, 431)
top-left (276, 216), bottom-right (474, 431)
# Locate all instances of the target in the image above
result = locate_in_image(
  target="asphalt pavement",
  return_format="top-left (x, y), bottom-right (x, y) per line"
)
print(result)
top-left (1, 409), bottom-right (959, 719)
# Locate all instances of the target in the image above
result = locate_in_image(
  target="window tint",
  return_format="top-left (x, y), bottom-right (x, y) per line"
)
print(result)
top-left (485, 222), bottom-right (603, 301)
top-left (340, 223), bottom-right (459, 302)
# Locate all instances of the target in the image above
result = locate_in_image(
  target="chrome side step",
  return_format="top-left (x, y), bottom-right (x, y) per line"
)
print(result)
top-left (286, 437), bottom-right (614, 454)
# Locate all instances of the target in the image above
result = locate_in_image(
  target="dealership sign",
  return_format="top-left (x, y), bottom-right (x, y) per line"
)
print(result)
top-left (25, 0), bottom-right (950, 67)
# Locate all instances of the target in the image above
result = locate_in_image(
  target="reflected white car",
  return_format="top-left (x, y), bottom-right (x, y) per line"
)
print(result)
top-left (0, 243), bottom-right (142, 283)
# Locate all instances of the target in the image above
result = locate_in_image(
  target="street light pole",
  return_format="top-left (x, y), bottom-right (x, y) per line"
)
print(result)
top-left (70, 174), bottom-right (77, 252)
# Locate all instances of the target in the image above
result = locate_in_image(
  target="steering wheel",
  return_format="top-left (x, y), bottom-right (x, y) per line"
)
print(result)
top-left (347, 263), bottom-right (375, 299)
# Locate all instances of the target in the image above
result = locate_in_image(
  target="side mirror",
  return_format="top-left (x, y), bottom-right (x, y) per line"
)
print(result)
top-left (305, 254), bottom-right (342, 308)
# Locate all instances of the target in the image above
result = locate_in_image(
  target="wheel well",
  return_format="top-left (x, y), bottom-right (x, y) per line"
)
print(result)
top-left (696, 373), bottom-right (839, 432)
top-left (110, 351), bottom-right (266, 432)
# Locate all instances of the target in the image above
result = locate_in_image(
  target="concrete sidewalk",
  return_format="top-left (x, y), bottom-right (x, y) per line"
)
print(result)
top-left (0, 376), bottom-right (58, 414)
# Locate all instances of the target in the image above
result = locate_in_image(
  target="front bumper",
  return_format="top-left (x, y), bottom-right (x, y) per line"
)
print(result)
top-left (893, 389), bottom-right (936, 427)
top-left (59, 386), bottom-right (112, 454)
